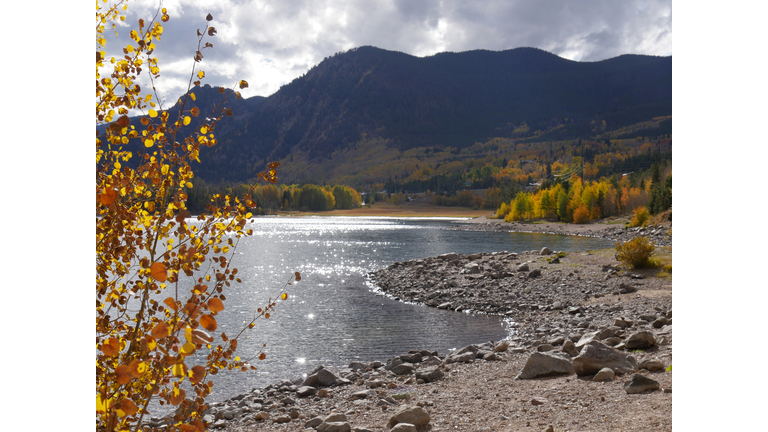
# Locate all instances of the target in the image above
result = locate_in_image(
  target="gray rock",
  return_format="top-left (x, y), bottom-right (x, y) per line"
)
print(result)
top-left (624, 374), bottom-right (660, 394)
top-left (445, 351), bottom-right (475, 364)
top-left (562, 340), bottom-right (579, 357)
top-left (528, 269), bottom-right (542, 278)
top-left (304, 366), bottom-right (341, 387)
top-left (463, 263), bottom-right (481, 274)
top-left (399, 352), bottom-right (423, 363)
top-left (625, 331), bottom-right (656, 350)
top-left (619, 283), bottom-right (637, 294)
top-left (639, 359), bottom-right (666, 372)
top-left (537, 344), bottom-right (555, 352)
top-left (296, 385), bottom-right (317, 397)
top-left (593, 367), bottom-right (615, 382)
top-left (325, 413), bottom-right (348, 423)
top-left (317, 422), bottom-right (352, 432)
top-left (540, 247), bottom-right (553, 255)
top-left (387, 405), bottom-right (430, 429)
top-left (211, 419), bottom-right (228, 429)
top-left (351, 389), bottom-right (377, 400)
top-left (573, 341), bottom-right (638, 376)
top-left (515, 351), bottom-right (574, 379)
top-left (391, 362), bottom-right (414, 375)
top-left (437, 302), bottom-right (452, 309)
top-left (494, 341), bottom-right (509, 352)
top-left (390, 424), bottom-right (418, 432)
top-left (613, 318), bottom-right (632, 328)
top-left (349, 361), bottom-right (368, 371)
top-left (415, 367), bottom-right (444, 383)
top-left (305, 417), bottom-right (324, 428)
top-left (273, 414), bottom-right (292, 424)
top-left (652, 317), bottom-right (671, 328)
top-left (517, 263), bottom-right (530, 272)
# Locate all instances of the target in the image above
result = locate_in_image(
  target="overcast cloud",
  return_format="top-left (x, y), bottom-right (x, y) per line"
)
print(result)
top-left (103, 0), bottom-right (671, 107)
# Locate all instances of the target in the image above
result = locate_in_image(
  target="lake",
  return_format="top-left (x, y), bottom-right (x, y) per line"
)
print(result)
top-left (152, 216), bottom-right (613, 415)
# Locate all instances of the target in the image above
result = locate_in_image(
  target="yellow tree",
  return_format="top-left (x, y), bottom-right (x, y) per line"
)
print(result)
top-left (96, 2), bottom-right (297, 430)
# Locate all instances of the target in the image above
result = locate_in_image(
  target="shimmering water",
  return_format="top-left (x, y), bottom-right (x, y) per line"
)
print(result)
top-left (152, 216), bottom-right (612, 414)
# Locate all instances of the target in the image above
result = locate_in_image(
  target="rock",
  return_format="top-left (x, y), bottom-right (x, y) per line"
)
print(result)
top-left (536, 344), bottom-right (555, 352)
top-left (463, 263), bottom-right (481, 274)
top-left (624, 374), bottom-right (660, 394)
top-left (613, 318), bottom-right (632, 328)
top-left (619, 283), bottom-right (637, 294)
top-left (593, 367), bottom-right (615, 382)
top-left (528, 269), bottom-right (542, 278)
top-left (399, 352), bottom-right (423, 363)
top-left (349, 361), bottom-right (368, 371)
top-left (652, 317), bottom-right (671, 328)
top-left (391, 363), bottom-right (414, 375)
top-left (325, 413), bottom-right (348, 423)
top-left (540, 247), bottom-right (553, 255)
top-left (561, 340), bottom-right (579, 357)
top-left (211, 419), bottom-right (227, 429)
top-left (494, 341), bottom-right (509, 352)
top-left (625, 331), bottom-right (656, 350)
top-left (573, 341), bottom-right (638, 376)
top-left (254, 411), bottom-right (270, 421)
top-left (304, 366), bottom-right (341, 387)
top-left (297, 385), bottom-right (317, 397)
top-left (305, 417), bottom-right (324, 428)
top-left (351, 389), bottom-right (378, 400)
top-left (515, 351), bottom-right (574, 379)
top-left (387, 406), bottom-right (430, 429)
top-left (415, 367), bottom-right (444, 383)
top-left (517, 263), bottom-right (530, 272)
top-left (317, 422), bottom-right (352, 432)
top-left (390, 424), bottom-right (418, 432)
top-left (639, 359), bottom-right (666, 372)
top-left (530, 397), bottom-right (549, 405)
top-left (445, 351), bottom-right (474, 364)
top-left (273, 414), bottom-right (292, 424)
top-left (437, 302), bottom-right (453, 310)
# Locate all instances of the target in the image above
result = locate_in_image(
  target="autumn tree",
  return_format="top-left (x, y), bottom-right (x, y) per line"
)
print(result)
top-left (96, 3), bottom-right (297, 431)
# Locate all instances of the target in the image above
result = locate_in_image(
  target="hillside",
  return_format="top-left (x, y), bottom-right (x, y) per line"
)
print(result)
top-left (99, 46), bottom-right (671, 186)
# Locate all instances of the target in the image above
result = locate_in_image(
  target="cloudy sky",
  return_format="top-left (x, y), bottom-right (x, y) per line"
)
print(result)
top-left (102, 0), bottom-right (671, 106)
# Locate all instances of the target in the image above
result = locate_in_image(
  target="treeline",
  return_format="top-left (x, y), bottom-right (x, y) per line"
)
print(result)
top-left (495, 156), bottom-right (671, 223)
top-left (185, 180), bottom-right (362, 214)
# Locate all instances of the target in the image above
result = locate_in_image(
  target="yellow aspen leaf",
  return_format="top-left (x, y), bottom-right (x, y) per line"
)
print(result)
top-left (200, 126), bottom-right (207, 134)
top-left (190, 92), bottom-right (196, 101)
top-left (197, 70), bottom-right (205, 79)
top-left (191, 107), bottom-right (200, 117)
top-left (144, 336), bottom-right (157, 351)
top-left (96, 394), bottom-right (111, 413)
top-left (101, 337), bottom-right (120, 356)
top-left (151, 322), bottom-right (170, 339)
top-left (150, 262), bottom-right (168, 282)
top-left (115, 365), bottom-right (132, 384)
top-left (115, 398), bottom-right (138, 417)
top-left (281, 293), bottom-right (288, 300)
top-left (172, 363), bottom-right (188, 379)
top-left (239, 80), bottom-right (249, 89)
top-left (144, 137), bottom-right (154, 148)
top-left (189, 365), bottom-right (206, 384)
top-left (200, 314), bottom-right (217, 331)
top-left (207, 298), bottom-right (224, 312)
top-left (180, 341), bottom-right (196, 355)
top-left (148, 109), bottom-right (158, 118)
top-left (183, 116), bottom-right (191, 126)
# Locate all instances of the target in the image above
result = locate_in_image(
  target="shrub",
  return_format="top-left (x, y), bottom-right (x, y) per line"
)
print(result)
top-left (615, 236), bottom-right (656, 268)
top-left (630, 206), bottom-right (650, 227)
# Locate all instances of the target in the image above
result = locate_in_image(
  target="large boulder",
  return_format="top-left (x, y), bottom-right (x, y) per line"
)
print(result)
top-left (387, 406), bottom-right (430, 429)
top-left (515, 351), bottom-right (574, 379)
top-left (415, 367), bottom-right (444, 383)
top-left (303, 366), bottom-right (341, 387)
top-left (573, 341), bottom-right (637, 376)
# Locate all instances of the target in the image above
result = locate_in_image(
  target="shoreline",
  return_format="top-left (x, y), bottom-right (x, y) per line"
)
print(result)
top-left (154, 224), bottom-right (672, 431)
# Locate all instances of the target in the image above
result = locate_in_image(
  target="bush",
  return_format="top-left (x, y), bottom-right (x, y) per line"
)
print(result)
top-left (630, 206), bottom-right (650, 227)
top-left (572, 203), bottom-right (591, 224)
top-left (615, 236), bottom-right (656, 268)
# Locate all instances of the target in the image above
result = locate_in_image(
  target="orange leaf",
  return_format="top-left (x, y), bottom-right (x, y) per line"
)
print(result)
top-left (100, 188), bottom-right (117, 206)
top-left (128, 359), bottom-right (147, 378)
top-left (294, 272), bottom-right (301, 281)
top-left (191, 106), bottom-right (199, 117)
top-left (152, 322), bottom-right (170, 340)
top-left (116, 398), bottom-right (138, 417)
top-left (259, 353), bottom-right (266, 360)
top-left (115, 365), bottom-right (132, 384)
top-left (207, 298), bottom-right (224, 313)
top-left (163, 297), bottom-right (178, 312)
top-left (200, 314), bottom-right (217, 331)
top-left (169, 387), bottom-right (186, 405)
top-left (191, 328), bottom-right (213, 344)
top-left (101, 338), bottom-right (120, 356)
top-left (189, 365), bottom-right (206, 384)
top-left (151, 262), bottom-right (168, 282)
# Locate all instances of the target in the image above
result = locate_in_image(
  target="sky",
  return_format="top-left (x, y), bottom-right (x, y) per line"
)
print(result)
top-left (102, 0), bottom-right (672, 106)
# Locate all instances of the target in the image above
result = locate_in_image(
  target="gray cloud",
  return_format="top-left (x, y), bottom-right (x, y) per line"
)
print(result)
top-left (103, 0), bottom-right (671, 107)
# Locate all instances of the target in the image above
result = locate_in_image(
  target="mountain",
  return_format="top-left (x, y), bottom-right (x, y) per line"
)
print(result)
top-left (101, 46), bottom-right (671, 184)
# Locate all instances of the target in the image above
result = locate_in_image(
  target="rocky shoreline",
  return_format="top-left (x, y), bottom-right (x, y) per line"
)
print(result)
top-left (146, 223), bottom-right (672, 432)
